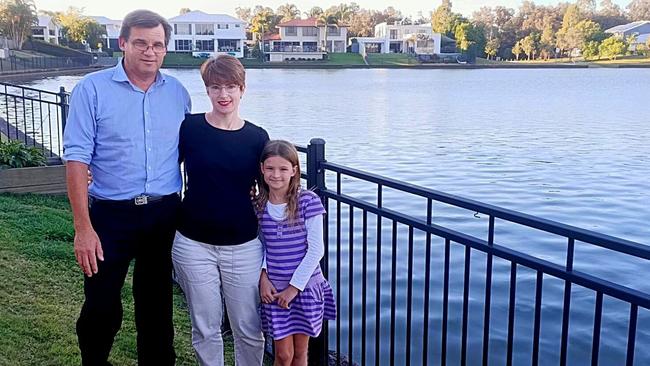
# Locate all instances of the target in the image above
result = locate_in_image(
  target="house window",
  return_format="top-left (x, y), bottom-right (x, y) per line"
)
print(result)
top-left (302, 27), bottom-right (318, 36)
top-left (195, 24), bottom-right (214, 35)
top-left (32, 28), bottom-right (44, 35)
top-left (218, 39), bottom-right (239, 52)
top-left (195, 39), bottom-right (214, 51)
top-left (217, 23), bottom-right (230, 30)
top-left (390, 29), bottom-right (398, 39)
top-left (175, 39), bottom-right (192, 51)
top-left (235, 24), bottom-right (240, 28)
top-left (49, 29), bottom-right (56, 36)
top-left (174, 24), bottom-right (191, 35)
top-left (328, 26), bottom-right (340, 36)
top-left (285, 27), bottom-right (297, 36)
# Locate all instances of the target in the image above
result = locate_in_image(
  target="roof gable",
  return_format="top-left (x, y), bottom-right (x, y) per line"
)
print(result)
top-left (168, 10), bottom-right (244, 24)
top-left (605, 20), bottom-right (650, 33)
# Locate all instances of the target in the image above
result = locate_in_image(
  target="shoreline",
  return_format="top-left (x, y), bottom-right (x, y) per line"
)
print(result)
top-left (0, 62), bottom-right (648, 81)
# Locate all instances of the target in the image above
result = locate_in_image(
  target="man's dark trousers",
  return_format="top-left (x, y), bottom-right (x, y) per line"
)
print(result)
top-left (76, 195), bottom-right (179, 365)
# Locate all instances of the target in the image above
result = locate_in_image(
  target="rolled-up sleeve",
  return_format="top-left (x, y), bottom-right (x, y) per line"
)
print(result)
top-left (63, 81), bottom-right (96, 164)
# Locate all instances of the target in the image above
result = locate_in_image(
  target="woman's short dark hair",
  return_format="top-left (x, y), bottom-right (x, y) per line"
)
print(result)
top-left (200, 55), bottom-right (246, 89)
top-left (120, 10), bottom-right (172, 45)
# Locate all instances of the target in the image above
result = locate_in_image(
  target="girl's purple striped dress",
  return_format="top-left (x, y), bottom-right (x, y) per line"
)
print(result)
top-left (260, 190), bottom-right (336, 340)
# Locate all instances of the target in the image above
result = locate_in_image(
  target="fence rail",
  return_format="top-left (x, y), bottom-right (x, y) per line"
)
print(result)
top-left (0, 82), bottom-right (68, 161)
top-left (300, 138), bottom-right (649, 366)
top-left (0, 55), bottom-right (93, 73)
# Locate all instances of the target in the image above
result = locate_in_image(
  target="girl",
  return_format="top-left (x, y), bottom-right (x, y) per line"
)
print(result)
top-left (256, 140), bottom-right (336, 366)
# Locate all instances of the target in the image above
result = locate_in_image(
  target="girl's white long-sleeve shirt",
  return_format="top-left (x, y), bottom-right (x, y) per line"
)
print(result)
top-left (261, 201), bottom-right (324, 291)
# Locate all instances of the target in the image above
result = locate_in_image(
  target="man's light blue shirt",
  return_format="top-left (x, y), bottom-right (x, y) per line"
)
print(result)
top-left (63, 61), bottom-right (191, 200)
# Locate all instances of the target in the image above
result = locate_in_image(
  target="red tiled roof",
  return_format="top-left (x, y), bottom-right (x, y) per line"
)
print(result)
top-left (263, 32), bottom-right (281, 41)
top-left (277, 18), bottom-right (318, 27)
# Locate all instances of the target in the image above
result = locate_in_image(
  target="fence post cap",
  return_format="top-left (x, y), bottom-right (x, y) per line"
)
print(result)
top-left (309, 138), bottom-right (325, 145)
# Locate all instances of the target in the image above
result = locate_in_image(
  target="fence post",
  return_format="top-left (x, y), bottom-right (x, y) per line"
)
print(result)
top-left (306, 137), bottom-right (329, 366)
top-left (306, 138), bottom-right (326, 193)
top-left (59, 87), bottom-right (68, 133)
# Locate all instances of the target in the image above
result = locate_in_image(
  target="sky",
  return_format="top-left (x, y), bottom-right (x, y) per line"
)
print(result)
top-left (33, 0), bottom-right (633, 20)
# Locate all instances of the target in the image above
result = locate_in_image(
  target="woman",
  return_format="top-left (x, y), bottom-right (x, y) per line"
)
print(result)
top-left (172, 55), bottom-right (269, 366)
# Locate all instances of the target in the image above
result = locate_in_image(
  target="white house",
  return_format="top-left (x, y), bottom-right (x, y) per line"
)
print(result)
top-left (89, 16), bottom-right (122, 51)
top-left (264, 18), bottom-right (348, 62)
top-left (31, 16), bottom-right (60, 45)
top-left (167, 10), bottom-right (246, 58)
top-left (605, 21), bottom-right (650, 52)
top-left (351, 22), bottom-right (454, 56)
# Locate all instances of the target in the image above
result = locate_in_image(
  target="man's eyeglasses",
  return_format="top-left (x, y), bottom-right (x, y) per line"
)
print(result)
top-left (208, 84), bottom-right (241, 94)
top-left (131, 40), bottom-right (166, 54)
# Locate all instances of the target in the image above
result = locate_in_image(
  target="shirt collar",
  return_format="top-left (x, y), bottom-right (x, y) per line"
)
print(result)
top-left (112, 58), bottom-right (167, 86)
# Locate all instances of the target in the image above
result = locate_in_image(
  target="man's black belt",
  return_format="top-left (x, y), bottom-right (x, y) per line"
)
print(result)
top-left (89, 193), bottom-right (179, 207)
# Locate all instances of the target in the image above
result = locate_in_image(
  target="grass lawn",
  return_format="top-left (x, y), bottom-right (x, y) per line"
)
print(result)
top-left (366, 53), bottom-right (419, 65)
top-left (0, 193), bottom-right (253, 365)
top-left (326, 53), bottom-right (365, 65)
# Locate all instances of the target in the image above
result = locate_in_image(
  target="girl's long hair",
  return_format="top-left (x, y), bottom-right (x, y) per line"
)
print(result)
top-left (256, 140), bottom-right (302, 223)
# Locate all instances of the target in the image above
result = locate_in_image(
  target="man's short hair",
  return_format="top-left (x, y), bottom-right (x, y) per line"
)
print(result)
top-left (120, 10), bottom-right (172, 45)
top-left (200, 55), bottom-right (246, 89)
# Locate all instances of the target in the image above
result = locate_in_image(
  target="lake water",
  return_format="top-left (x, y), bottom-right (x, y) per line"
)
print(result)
top-left (19, 68), bottom-right (650, 365)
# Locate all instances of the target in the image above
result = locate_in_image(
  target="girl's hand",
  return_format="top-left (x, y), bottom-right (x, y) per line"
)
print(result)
top-left (273, 286), bottom-right (300, 309)
top-left (259, 271), bottom-right (277, 304)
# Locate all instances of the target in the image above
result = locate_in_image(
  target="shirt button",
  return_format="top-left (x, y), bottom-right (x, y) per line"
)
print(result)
top-left (148, 148), bottom-right (152, 151)
top-left (148, 166), bottom-right (152, 170)
top-left (146, 129), bottom-right (151, 133)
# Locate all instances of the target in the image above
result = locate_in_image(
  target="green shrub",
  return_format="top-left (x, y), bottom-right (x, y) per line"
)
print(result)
top-left (0, 140), bottom-right (47, 169)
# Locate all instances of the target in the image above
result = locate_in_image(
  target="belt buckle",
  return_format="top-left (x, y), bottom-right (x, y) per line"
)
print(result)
top-left (134, 195), bottom-right (148, 206)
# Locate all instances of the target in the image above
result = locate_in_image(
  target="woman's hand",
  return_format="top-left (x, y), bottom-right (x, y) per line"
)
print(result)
top-left (260, 270), bottom-right (277, 304)
top-left (273, 286), bottom-right (300, 309)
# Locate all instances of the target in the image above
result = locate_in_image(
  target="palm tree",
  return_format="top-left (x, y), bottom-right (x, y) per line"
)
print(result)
top-left (0, 0), bottom-right (38, 50)
top-left (305, 6), bottom-right (323, 19)
top-left (317, 11), bottom-right (338, 53)
top-left (276, 3), bottom-right (300, 23)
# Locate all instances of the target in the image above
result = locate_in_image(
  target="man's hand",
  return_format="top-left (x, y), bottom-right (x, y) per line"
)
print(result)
top-left (74, 227), bottom-right (104, 277)
top-left (273, 285), bottom-right (300, 309)
top-left (260, 270), bottom-right (277, 303)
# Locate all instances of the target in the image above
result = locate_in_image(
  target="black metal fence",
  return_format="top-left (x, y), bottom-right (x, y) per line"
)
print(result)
top-left (0, 82), bottom-right (68, 161)
top-left (3, 82), bottom-right (649, 365)
top-left (300, 138), bottom-right (649, 366)
top-left (0, 56), bottom-right (92, 73)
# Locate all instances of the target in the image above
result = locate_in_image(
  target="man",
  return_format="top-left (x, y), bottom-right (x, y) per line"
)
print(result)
top-left (63, 9), bottom-right (191, 365)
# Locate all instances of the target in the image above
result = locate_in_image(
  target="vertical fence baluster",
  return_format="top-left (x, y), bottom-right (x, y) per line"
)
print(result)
top-left (361, 210), bottom-right (367, 366)
top-left (441, 238), bottom-right (451, 366)
top-left (461, 245), bottom-right (471, 366)
top-left (532, 271), bottom-right (543, 366)
top-left (348, 206), bottom-right (354, 366)
top-left (336, 173), bottom-right (341, 366)
top-left (592, 292), bottom-right (603, 366)
top-left (560, 238), bottom-right (575, 366)
top-left (390, 221), bottom-right (397, 366)
top-left (375, 184), bottom-right (383, 366)
top-left (422, 199), bottom-right (432, 366)
top-left (506, 263), bottom-right (517, 366)
top-left (483, 216), bottom-right (495, 366)
top-left (626, 304), bottom-right (638, 366)
top-left (405, 226), bottom-right (414, 365)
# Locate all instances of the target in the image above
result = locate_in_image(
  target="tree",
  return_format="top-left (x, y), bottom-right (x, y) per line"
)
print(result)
top-left (179, 8), bottom-right (191, 15)
top-left (539, 19), bottom-right (556, 59)
top-left (512, 40), bottom-right (523, 60)
top-left (305, 6), bottom-right (323, 19)
top-left (520, 33), bottom-right (539, 60)
top-left (454, 21), bottom-right (485, 58)
top-left (582, 40), bottom-right (600, 58)
top-left (0, 0), bottom-right (37, 50)
top-left (317, 10), bottom-right (339, 52)
top-left (598, 36), bottom-right (626, 59)
top-left (485, 37), bottom-right (500, 59)
top-left (627, 0), bottom-right (650, 21)
top-left (249, 6), bottom-right (277, 36)
top-left (56, 7), bottom-right (105, 49)
top-left (348, 9), bottom-right (374, 37)
top-left (276, 3), bottom-right (300, 23)
top-left (594, 0), bottom-right (627, 30)
top-left (235, 7), bottom-right (252, 23)
top-left (431, 0), bottom-right (462, 36)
